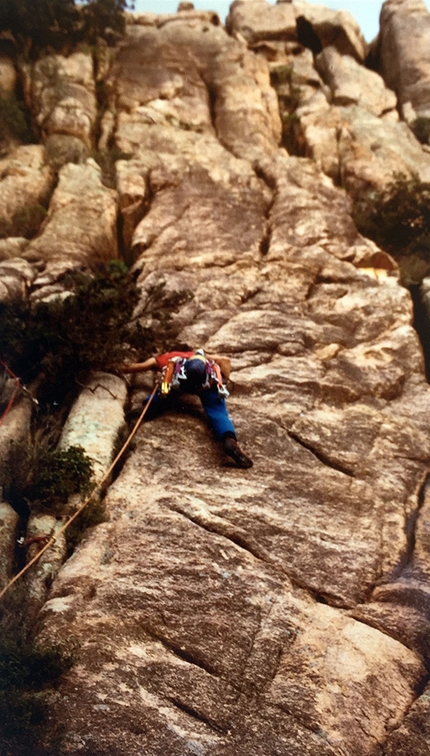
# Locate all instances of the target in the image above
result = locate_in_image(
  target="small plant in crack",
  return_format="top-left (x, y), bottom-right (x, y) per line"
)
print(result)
top-left (3, 440), bottom-right (94, 517)
top-left (353, 172), bottom-right (430, 284)
top-left (270, 64), bottom-right (305, 155)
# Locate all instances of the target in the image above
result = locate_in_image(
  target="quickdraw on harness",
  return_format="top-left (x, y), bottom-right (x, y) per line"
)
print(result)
top-left (160, 356), bottom-right (229, 398)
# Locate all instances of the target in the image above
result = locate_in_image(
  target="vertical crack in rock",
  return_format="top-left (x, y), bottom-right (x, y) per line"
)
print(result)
top-left (410, 283), bottom-right (430, 381)
top-left (394, 472), bottom-right (429, 580)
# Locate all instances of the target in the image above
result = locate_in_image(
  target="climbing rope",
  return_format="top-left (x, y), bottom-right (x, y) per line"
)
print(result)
top-left (0, 360), bottom-right (21, 428)
top-left (0, 384), bottom-right (159, 602)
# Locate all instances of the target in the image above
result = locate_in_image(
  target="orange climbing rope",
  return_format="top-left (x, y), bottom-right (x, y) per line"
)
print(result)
top-left (0, 360), bottom-right (21, 428)
top-left (0, 384), bottom-right (159, 601)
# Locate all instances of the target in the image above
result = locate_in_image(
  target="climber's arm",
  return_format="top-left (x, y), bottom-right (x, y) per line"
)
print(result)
top-left (117, 356), bottom-right (158, 374)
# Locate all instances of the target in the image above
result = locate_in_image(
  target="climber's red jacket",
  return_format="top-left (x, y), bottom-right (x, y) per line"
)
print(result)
top-left (155, 351), bottom-right (194, 369)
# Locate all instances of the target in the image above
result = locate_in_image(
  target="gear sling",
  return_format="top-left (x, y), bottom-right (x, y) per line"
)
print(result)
top-left (146, 354), bottom-right (236, 440)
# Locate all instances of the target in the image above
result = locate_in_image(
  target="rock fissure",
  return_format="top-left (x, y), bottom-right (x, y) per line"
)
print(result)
top-left (165, 696), bottom-right (229, 734)
top-left (166, 503), bottom-right (269, 563)
top-left (393, 472), bottom-right (429, 581)
top-left (287, 430), bottom-right (356, 477)
top-left (138, 622), bottom-right (222, 680)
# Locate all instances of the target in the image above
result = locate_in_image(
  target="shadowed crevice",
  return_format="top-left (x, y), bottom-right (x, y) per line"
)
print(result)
top-left (165, 696), bottom-right (228, 734)
top-left (167, 503), bottom-right (269, 563)
top-left (288, 431), bottom-right (355, 477)
top-left (140, 623), bottom-right (220, 678)
top-left (389, 473), bottom-right (429, 581)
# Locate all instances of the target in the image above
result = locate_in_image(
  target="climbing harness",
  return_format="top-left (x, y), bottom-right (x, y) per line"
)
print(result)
top-left (160, 355), bottom-right (229, 398)
top-left (161, 356), bottom-right (183, 395)
top-left (0, 383), bottom-right (159, 602)
top-left (205, 360), bottom-right (229, 398)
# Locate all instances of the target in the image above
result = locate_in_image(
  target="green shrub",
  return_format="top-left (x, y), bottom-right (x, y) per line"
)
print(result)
top-left (0, 261), bottom-right (137, 405)
top-left (270, 64), bottom-right (304, 155)
top-left (0, 91), bottom-right (33, 145)
top-left (0, 0), bottom-right (78, 57)
top-left (354, 173), bottom-right (430, 256)
top-left (33, 445), bottom-right (94, 509)
top-left (0, 0), bottom-right (134, 57)
top-left (0, 206), bottom-right (42, 240)
top-left (270, 64), bottom-right (294, 88)
top-left (411, 117), bottom-right (430, 145)
top-left (353, 173), bottom-right (430, 284)
top-left (0, 261), bottom-right (192, 408)
top-left (12, 203), bottom-right (48, 238)
top-left (3, 441), bottom-right (94, 516)
top-left (0, 633), bottom-right (75, 755)
top-left (80, 0), bottom-right (134, 46)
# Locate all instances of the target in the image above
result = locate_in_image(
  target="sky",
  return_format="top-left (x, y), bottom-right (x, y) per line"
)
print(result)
top-left (132, 0), bottom-right (430, 43)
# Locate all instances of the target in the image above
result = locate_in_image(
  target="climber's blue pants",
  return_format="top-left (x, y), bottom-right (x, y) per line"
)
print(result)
top-left (144, 387), bottom-right (236, 440)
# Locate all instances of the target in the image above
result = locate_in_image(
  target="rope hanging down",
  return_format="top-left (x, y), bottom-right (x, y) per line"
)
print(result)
top-left (0, 384), bottom-right (158, 602)
top-left (0, 359), bottom-right (21, 428)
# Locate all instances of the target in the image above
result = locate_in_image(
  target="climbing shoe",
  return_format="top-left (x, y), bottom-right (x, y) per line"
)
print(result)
top-left (223, 438), bottom-right (253, 469)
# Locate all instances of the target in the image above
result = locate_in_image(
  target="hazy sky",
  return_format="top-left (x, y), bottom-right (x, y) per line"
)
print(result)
top-left (132, 0), bottom-right (430, 42)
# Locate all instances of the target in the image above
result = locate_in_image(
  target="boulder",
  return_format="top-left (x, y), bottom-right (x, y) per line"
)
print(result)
top-left (0, 256), bottom-right (36, 302)
top-left (0, 237), bottom-right (30, 260)
top-left (38, 504), bottom-right (425, 755)
top-left (25, 372), bottom-right (128, 617)
top-left (292, 0), bottom-right (368, 60)
top-left (105, 17), bottom-right (281, 169)
top-left (315, 46), bottom-right (397, 117)
top-left (0, 144), bottom-right (53, 238)
top-left (4, 6), bottom-right (430, 754)
top-left (383, 684), bottom-right (430, 754)
top-left (226, 0), bottom-right (297, 44)
top-left (379, 0), bottom-right (430, 122)
top-left (131, 161), bottom-right (268, 272)
top-left (24, 159), bottom-right (118, 265)
top-left (30, 52), bottom-right (97, 151)
top-left (25, 514), bottom-right (68, 618)
top-left (59, 372), bottom-right (128, 481)
top-left (0, 54), bottom-right (17, 96)
top-left (0, 400), bottom-right (33, 495)
top-left (108, 18), bottom-right (279, 254)
top-left (298, 103), bottom-right (430, 194)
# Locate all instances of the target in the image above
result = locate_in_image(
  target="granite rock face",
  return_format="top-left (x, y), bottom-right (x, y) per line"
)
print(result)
top-left (24, 159), bottom-right (118, 264)
top-left (28, 52), bottom-right (98, 165)
top-left (379, 0), bottom-right (430, 123)
top-left (0, 144), bottom-right (53, 239)
top-left (2, 2), bottom-right (430, 755)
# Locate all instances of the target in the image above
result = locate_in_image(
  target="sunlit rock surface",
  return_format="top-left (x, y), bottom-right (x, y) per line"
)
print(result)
top-left (379, 0), bottom-right (430, 123)
top-left (24, 159), bottom-right (118, 264)
top-left (0, 145), bottom-right (53, 238)
top-left (1, 1), bottom-right (430, 754)
top-left (29, 52), bottom-right (97, 165)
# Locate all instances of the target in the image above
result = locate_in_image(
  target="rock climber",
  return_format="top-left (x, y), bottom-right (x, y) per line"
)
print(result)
top-left (119, 348), bottom-right (253, 469)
